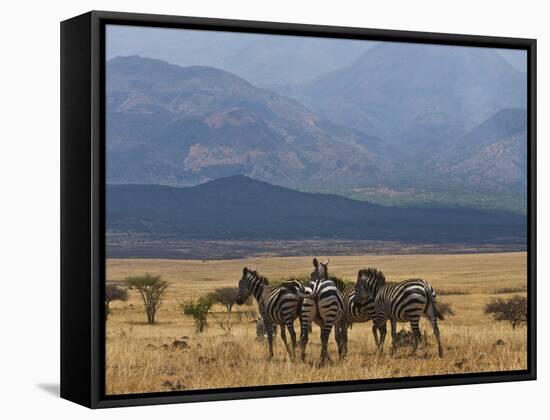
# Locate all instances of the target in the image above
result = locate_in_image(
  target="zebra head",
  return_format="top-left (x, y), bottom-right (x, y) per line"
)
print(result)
top-left (236, 267), bottom-right (254, 304)
top-left (354, 267), bottom-right (386, 304)
top-left (311, 257), bottom-right (330, 283)
top-left (307, 258), bottom-right (330, 298)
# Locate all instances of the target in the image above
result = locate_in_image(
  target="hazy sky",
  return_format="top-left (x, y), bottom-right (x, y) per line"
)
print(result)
top-left (106, 24), bottom-right (527, 87)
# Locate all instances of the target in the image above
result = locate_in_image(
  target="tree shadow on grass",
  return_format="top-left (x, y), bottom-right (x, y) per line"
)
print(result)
top-left (125, 320), bottom-right (174, 326)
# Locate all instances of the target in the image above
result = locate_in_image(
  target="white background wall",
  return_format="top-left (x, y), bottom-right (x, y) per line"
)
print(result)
top-left (1, 0), bottom-right (547, 418)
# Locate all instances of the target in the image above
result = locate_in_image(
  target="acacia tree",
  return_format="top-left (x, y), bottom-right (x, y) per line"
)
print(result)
top-left (484, 295), bottom-right (527, 330)
top-left (208, 287), bottom-right (251, 312)
top-left (182, 297), bottom-right (213, 333)
top-left (207, 288), bottom-right (253, 334)
top-left (126, 274), bottom-right (169, 324)
top-left (105, 283), bottom-right (128, 320)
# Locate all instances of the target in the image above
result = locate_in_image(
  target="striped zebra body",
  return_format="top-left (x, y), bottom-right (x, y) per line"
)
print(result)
top-left (300, 258), bottom-right (344, 363)
top-left (236, 268), bottom-right (305, 359)
top-left (354, 268), bottom-right (444, 357)
top-left (333, 280), bottom-right (378, 359)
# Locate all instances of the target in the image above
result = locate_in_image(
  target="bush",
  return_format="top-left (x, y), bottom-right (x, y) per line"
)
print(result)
top-left (182, 297), bottom-right (214, 333)
top-left (484, 295), bottom-right (527, 329)
top-left (493, 286), bottom-right (527, 294)
top-left (105, 283), bottom-right (128, 320)
top-left (436, 301), bottom-right (455, 318)
top-left (207, 287), bottom-right (250, 312)
top-left (126, 274), bottom-right (169, 324)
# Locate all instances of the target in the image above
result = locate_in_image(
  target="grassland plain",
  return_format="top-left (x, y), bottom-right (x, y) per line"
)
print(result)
top-left (106, 252), bottom-right (527, 395)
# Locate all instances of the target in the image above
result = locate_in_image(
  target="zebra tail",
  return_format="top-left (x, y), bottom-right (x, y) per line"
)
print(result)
top-left (297, 292), bottom-right (306, 323)
top-left (433, 302), bottom-right (444, 320)
top-left (427, 286), bottom-right (444, 321)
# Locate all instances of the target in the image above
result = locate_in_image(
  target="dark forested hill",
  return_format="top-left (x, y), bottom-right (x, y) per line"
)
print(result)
top-left (107, 176), bottom-right (525, 244)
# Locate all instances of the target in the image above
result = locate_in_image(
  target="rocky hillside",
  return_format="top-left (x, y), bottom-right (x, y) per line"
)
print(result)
top-left (294, 42), bottom-right (526, 156)
top-left (107, 56), bottom-right (392, 189)
top-left (429, 108), bottom-right (527, 191)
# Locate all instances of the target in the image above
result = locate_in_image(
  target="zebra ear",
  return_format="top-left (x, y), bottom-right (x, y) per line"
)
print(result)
top-left (323, 258), bottom-right (329, 266)
top-left (313, 258), bottom-right (319, 268)
top-left (243, 267), bottom-right (248, 276)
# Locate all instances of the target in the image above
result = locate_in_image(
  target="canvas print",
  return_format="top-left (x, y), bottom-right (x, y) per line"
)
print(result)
top-left (104, 24), bottom-right (528, 395)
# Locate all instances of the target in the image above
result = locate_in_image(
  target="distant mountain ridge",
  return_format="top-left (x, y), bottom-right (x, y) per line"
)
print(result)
top-left (107, 176), bottom-right (525, 243)
top-left (429, 108), bottom-right (527, 191)
top-left (106, 26), bottom-right (375, 87)
top-left (107, 55), bottom-right (393, 190)
top-left (106, 53), bottom-right (528, 213)
top-left (292, 42), bottom-right (526, 155)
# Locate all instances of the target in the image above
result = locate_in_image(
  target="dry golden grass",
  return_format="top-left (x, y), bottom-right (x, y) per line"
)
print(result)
top-left (106, 252), bottom-right (527, 395)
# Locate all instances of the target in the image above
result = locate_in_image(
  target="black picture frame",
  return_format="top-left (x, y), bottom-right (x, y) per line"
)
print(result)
top-left (60, 10), bottom-right (537, 409)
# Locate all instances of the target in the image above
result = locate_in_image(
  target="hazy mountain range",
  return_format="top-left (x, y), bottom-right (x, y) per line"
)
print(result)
top-left (290, 42), bottom-right (526, 153)
top-left (428, 108), bottom-right (527, 191)
top-left (107, 55), bottom-right (393, 190)
top-left (107, 176), bottom-right (525, 243)
top-left (106, 25), bottom-right (375, 87)
top-left (106, 40), bottom-right (527, 213)
top-left (106, 25), bottom-right (525, 86)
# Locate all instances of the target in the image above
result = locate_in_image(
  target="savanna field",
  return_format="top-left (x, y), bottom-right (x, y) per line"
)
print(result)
top-left (105, 252), bottom-right (528, 395)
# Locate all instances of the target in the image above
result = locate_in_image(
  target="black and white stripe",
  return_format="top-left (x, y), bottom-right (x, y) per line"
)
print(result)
top-left (331, 278), bottom-right (378, 359)
top-left (354, 268), bottom-right (444, 357)
top-left (236, 267), bottom-right (305, 359)
top-left (300, 258), bottom-right (344, 363)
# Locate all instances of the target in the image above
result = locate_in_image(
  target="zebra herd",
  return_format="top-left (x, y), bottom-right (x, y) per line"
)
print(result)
top-left (235, 258), bottom-right (444, 363)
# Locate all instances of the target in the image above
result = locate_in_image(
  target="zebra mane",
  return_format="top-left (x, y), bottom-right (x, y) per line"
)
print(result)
top-left (357, 267), bottom-right (386, 284)
top-left (329, 276), bottom-right (350, 292)
top-left (248, 269), bottom-right (269, 285)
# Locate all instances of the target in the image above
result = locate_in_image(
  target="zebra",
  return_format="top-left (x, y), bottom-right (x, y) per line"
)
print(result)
top-left (235, 267), bottom-right (305, 360)
top-left (255, 316), bottom-right (277, 341)
top-left (353, 268), bottom-right (444, 357)
top-left (300, 258), bottom-right (344, 363)
top-left (330, 277), bottom-right (378, 360)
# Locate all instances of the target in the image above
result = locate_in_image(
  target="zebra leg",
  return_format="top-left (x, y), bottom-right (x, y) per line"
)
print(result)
top-left (300, 297), bottom-right (316, 362)
top-left (279, 323), bottom-right (292, 358)
top-left (390, 319), bottom-right (398, 355)
top-left (334, 321), bottom-right (348, 360)
top-left (286, 320), bottom-right (297, 359)
top-left (334, 323), bottom-right (343, 359)
top-left (377, 321), bottom-right (387, 354)
top-left (371, 323), bottom-right (379, 348)
top-left (340, 322), bottom-right (349, 360)
top-left (426, 302), bottom-right (444, 357)
top-left (430, 315), bottom-right (444, 358)
top-left (433, 319), bottom-right (443, 358)
top-left (300, 319), bottom-right (310, 362)
top-left (410, 318), bottom-right (421, 356)
top-left (320, 321), bottom-right (334, 364)
top-left (265, 319), bottom-right (275, 360)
